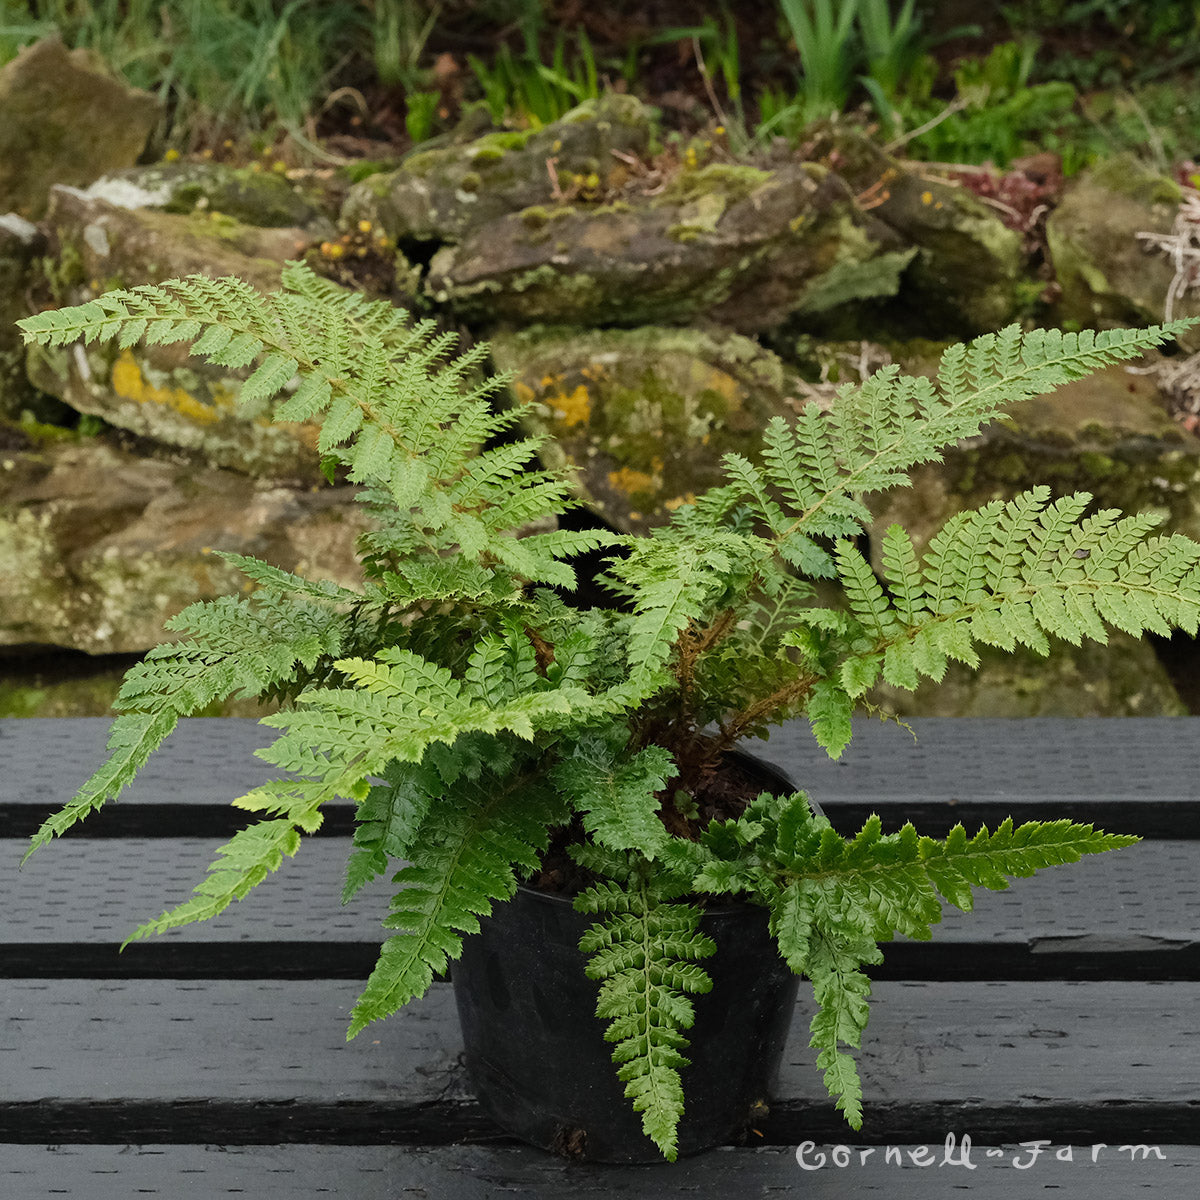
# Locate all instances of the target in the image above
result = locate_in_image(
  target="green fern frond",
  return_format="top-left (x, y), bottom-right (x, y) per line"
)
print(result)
top-left (835, 490), bottom-right (1200, 700)
top-left (805, 924), bottom-right (881, 1130)
top-left (122, 818), bottom-right (303, 945)
top-left (21, 710), bottom-right (179, 862)
top-left (18, 264), bottom-right (594, 596)
top-left (612, 532), bottom-right (765, 681)
top-left (575, 873), bottom-right (716, 1161)
top-left (723, 323), bottom-right (1191, 546)
top-left (248, 644), bottom-right (597, 822)
top-left (118, 593), bottom-right (350, 712)
top-left (681, 790), bottom-right (1137, 1129)
top-left (341, 758), bottom-right (440, 903)
top-left (552, 741), bottom-right (675, 859)
top-left (213, 553), bottom-right (367, 605)
top-left (915, 817), bottom-right (1139, 910)
top-left (22, 591), bottom-right (349, 863)
top-left (348, 773), bottom-right (566, 1035)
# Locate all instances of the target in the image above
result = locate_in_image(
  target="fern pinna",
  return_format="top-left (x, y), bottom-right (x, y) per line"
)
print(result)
top-left (18, 267), bottom-right (1197, 1159)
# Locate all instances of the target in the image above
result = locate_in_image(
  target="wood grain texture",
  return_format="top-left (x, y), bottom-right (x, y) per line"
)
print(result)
top-left (4, 838), bottom-right (1199, 978)
top-left (4, 1143), bottom-right (1197, 1199)
top-left (5, 717), bottom-right (1200, 834)
top-left (4, 979), bottom-right (1198, 1142)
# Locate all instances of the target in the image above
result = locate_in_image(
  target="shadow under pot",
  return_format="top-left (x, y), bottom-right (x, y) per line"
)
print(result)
top-left (452, 751), bottom-right (815, 1163)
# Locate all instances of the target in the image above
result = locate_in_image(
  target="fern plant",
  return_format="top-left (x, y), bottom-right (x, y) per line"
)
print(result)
top-left (18, 265), bottom-right (1200, 1160)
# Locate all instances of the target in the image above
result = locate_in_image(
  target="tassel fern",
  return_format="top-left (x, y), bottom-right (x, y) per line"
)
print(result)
top-left (17, 269), bottom-right (1189, 1158)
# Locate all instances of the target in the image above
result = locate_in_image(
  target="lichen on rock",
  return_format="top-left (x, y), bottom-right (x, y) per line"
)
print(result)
top-left (492, 325), bottom-right (806, 531)
top-left (343, 93), bottom-right (654, 244)
top-left (1047, 154), bottom-right (1200, 346)
top-left (100, 161), bottom-right (331, 230)
top-left (28, 184), bottom-right (328, 478)
top-left (428, 162), bottom-right (904, 331)
top-left (805, 127), bottom-right (1024, 334)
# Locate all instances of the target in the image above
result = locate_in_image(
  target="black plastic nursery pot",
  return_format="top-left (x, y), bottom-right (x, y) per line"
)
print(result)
top-left (452, 753), bottom-right (806, 1163)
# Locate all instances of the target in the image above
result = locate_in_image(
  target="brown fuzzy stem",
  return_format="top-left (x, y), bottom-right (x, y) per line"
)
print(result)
top-left (711, 671), bottom-right (819, 760)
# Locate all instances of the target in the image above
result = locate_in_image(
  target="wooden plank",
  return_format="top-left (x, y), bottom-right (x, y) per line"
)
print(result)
top-left (4, 838), bottom-right (1199, 979)
top-left (760, 717), bottom-right (1200, 838)
top-left (1, 836), bottom-right (391, 977)
top-left (4, 980), bottom-right (1198, 1143)
top-left (5, 717), bottom-right (1200, 837)
top-left (0, 717), bottom-right (334, 838)
top-left (3, 1143), bottom-right (1198, 1199)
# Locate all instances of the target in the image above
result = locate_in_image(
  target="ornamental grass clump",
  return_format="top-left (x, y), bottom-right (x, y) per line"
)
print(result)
top-left (18, 265), bottom-right (1200, 1159)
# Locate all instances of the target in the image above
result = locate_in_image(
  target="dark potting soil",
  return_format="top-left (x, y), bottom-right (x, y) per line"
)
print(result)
top-left (528, 751), bottom-right (775, 898)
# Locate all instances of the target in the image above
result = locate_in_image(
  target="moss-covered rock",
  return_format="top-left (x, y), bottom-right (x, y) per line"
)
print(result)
top-left (491, 325), bottom-right (806, 532)
top-left (1046, 155), bottom-right (1200, 347)
top-left (806, 128), bottom-right (1024, 334)
top-left (29, 184), bottom-right (328, 477)
top-left (0, 437), bottom-right (365, 654)
top-left (0, 214), bottom-right (69, 425)
top-left (344, 94), bottom-right (654, 243)
top-left (98, 161), bottom-right (331, 229)
top-left (0, 36), bottom-right (160, 218)
top-left (429, 163), bottom-right (909, 331)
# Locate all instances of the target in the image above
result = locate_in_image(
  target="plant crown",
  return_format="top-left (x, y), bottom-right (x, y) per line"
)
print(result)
top-left (19, 265), bottom-right (1195, 1159)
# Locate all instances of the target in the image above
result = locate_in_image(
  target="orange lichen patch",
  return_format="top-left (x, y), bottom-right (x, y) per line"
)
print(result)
top-left (699, 366), bottom-right (741, 407)
top-left (512, 380), bottom-right (537, 406)
top-left (273, 416), bottom-right (320, 450)
top-left (607, 466), bottom-right (656, 495)
top-left (663, 493), bottom-right (696, 511)
top-left (110, 350), bottom-right (221, 426)
top-left (547, 383), bottom-right (591, 427)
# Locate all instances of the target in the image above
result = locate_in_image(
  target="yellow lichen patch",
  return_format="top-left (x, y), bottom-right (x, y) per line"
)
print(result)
top-left (512, 380), bottom-right (537, 405)
top-left (663, 493), bottom-right (695, 511)
top-left (110, 349), bottom-right (221, 426)
top-left (921, 190), bottom-right (934, 205)
top-left (547, 383), bottom-right (591, 427)
top-left (607, 466), bottom-right (656, 496)
top-left (698, 365), bottom-right (741, 408)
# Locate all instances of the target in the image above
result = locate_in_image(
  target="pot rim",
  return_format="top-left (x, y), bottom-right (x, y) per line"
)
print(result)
top-left (513, 880), bottom-right (767, 918)
top-left (516, 745), bottom-right (818, 916)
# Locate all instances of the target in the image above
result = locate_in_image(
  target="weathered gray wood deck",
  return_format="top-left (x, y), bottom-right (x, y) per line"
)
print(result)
top-left (3, 717), bottom-right (1198, 1196)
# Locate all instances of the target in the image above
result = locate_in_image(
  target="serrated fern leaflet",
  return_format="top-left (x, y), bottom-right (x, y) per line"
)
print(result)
top-left (575, 864), bottom-right (715, 1161)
